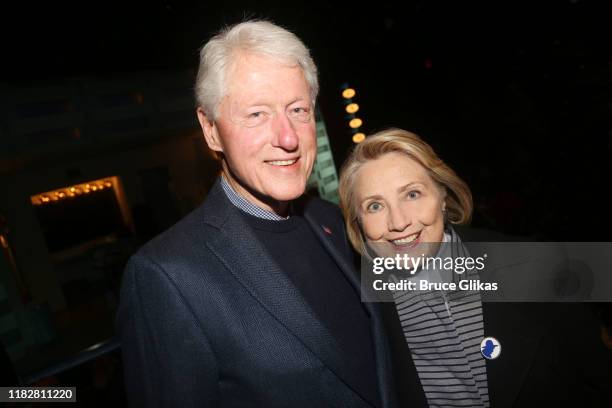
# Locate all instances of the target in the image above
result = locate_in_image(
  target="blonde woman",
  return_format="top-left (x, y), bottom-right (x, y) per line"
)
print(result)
top-left (339, 128), bottom-right (611, 407)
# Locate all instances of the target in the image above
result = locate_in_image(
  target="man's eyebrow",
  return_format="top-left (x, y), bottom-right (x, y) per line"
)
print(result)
top-left (286, 97), bottom-right (307, 105)
top-left (239, 97), bottom-right (306, 109)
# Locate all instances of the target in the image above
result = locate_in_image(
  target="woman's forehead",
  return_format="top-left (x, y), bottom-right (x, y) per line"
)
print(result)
top-left (355, 153), bottom-right (433, 191)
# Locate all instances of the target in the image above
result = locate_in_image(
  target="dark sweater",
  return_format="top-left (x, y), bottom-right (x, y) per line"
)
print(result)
top-left (240, 210), bottom-right (381, 407)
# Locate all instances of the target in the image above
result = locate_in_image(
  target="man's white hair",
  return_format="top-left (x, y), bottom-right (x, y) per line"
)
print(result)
top-left (195, 20), bottom-right (319, 121)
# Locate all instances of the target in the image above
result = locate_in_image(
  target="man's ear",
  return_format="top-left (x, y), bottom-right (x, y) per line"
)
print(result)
top-left (197, 107), bottom-right (223, 153)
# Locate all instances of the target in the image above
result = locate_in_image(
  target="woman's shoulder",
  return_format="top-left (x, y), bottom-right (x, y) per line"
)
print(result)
top-left (452, 225), bottom-right (528, 243)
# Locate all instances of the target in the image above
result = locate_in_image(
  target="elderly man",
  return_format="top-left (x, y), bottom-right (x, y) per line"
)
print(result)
top-left (117, 21), bottom-right (396, 407)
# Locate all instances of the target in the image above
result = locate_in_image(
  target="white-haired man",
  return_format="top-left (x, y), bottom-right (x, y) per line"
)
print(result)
top-left (117, 21), bottom-right (397, 407)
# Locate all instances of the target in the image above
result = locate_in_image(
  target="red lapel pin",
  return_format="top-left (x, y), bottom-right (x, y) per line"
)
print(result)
top-left (322, 225), bottom-right (332, 235)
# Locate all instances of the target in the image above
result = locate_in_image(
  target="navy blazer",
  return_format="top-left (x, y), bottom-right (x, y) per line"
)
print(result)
top-left (116, 179), bottom-right (398, 407)
top-left (382, 226), bottom-right (612, 407)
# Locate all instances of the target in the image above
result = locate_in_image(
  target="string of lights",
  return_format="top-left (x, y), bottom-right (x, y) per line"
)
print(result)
top-left (341, 85), bottom-right (366, 143)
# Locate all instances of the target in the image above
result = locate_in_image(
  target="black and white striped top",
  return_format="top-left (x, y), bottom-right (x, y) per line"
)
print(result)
top-left (393, 230), bottom-right (490, 407)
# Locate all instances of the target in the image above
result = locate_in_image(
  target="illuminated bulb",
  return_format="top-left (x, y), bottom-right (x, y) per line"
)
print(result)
top-left (70, 187), bottom-right (76, 192)
top-left (342, 88), bottom-right (356, 99)
top-left (352, 133), bottom-right (366, 143)
top-left (92, 186), bottom-right (98, 191)
top-left (349, 118), bottom-right (363, 128)
top-left (345, 103), bottom-right (359, 114)
top-left (75, 188), bottom-right (82, 195)
top-left (42, 196), bottom-right (50, 202)
top-left (84, 189), bottom-right (90, 194)
top-left (58, 192), bottom-right (66, 198)
top-left (68, 192), bottom-right (75, 197)
top-left (104, 182), bottom-right (112, 188)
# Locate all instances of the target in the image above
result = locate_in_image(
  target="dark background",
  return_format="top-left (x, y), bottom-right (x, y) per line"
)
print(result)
top-left (1, 0), bottom-right (611, 400)
top-left (3, 0), bottom-right (611, 240)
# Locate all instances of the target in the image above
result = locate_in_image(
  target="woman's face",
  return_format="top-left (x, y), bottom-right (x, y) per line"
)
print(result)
top-left (354, 152), bottom-right (446, 257)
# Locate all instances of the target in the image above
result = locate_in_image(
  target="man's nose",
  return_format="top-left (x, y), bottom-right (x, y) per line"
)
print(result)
top-left (387, 204), bottom-right (410, 232)
top-left (271, 113), bottom-right (299, 151)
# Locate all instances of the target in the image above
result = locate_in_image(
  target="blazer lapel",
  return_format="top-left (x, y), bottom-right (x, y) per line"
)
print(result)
top-left (200, 182), bottom-right (376, 406)
top-left (302, 213), bottom-right (362, 299)
top-left (303, 211), bottom-right (397, 408)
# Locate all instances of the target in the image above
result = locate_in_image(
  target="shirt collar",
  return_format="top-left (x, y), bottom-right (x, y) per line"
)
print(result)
top-left (220, 175), bottom-right (289, 221)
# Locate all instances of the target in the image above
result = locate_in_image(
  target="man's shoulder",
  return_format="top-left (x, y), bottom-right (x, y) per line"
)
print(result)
top-left (135, 179), bottom-right (230, 260)
top-left (134, 200), bottom-right (219, 265)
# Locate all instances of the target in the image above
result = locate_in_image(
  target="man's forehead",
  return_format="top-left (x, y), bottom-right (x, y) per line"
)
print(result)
top-left (224, 53), bottom-right (307, 97)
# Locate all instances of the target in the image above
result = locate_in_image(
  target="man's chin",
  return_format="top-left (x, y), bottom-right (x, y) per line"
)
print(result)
top-left (268, 187), bottom-right (306, 202)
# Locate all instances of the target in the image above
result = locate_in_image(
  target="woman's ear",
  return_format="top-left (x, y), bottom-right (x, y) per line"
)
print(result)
top-left (439, 186), bottom-right (448, 212)
top-left (197, 107), bottom-right (224, 153)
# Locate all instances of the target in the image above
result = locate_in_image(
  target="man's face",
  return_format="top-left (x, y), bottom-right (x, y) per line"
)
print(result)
top-left (198, 53), bottom-right (317, 214)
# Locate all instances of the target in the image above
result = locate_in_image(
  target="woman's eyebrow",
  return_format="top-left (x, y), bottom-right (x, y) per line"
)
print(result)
top-left (359, 194), bottom-right (383, 205)
top-left (397, 181), bottom-right (423, 193)
top-left (360, 182), bottom-right (424, 202)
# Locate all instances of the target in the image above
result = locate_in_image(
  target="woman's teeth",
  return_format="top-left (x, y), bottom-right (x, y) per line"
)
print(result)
top-left (393, 233), bottom-right (419, 245)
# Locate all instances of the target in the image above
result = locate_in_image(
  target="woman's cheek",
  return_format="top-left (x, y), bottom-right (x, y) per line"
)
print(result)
top-left (362, 216), bottom-right (386, 241)
top-left (418, 198), bottom-right (443, 225)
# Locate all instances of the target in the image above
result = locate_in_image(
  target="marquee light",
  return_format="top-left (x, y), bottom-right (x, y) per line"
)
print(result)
top-left (342, 88), bottom-right (356, 99)
top-left (31, 177), bottom-right (118, 206)
top-left (349, 118), bottom-right (363, 129)
top-left (345, 103), bottom-right (359, 114)
top-left (352, 133), bottom-right (366, 143)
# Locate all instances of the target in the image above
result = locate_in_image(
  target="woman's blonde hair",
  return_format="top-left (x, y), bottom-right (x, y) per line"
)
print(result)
top-left (338, 128), bottom-right (473, 254)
